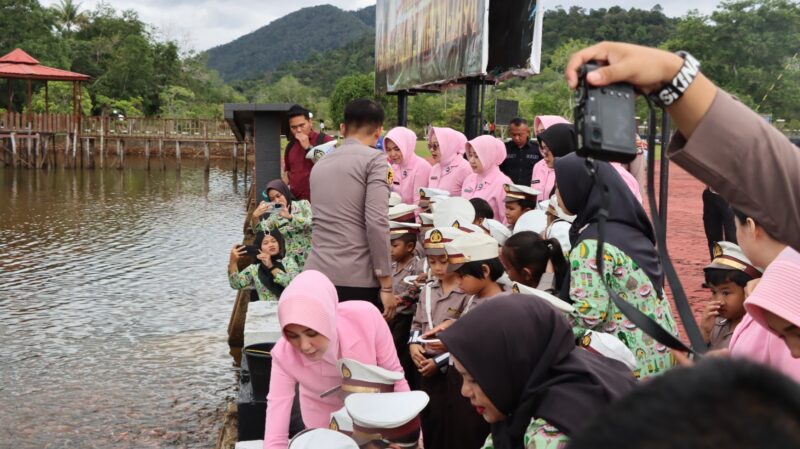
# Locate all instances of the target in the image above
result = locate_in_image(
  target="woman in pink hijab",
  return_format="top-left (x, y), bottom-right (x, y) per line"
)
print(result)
top-left (263, 270), bottom-right (409, 448)
top-left (530, 116), bottom-right (571, 202)
top-left (385, 126), bottom-right (432, 205)
top-left (461, 135), bottom-right (512, 224)
top-left (427, 126), bottom-right (472, 197)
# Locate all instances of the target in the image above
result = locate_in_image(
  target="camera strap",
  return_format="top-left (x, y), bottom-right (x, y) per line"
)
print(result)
top-left (585, 157), bottom-right (707, 357)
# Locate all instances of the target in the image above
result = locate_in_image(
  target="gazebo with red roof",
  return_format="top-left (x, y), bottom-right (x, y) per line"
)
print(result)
top-left (0, 48), bottom-right (90, 129)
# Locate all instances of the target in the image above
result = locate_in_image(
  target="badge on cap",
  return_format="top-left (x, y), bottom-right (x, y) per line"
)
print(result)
top-left (430, 230), bottom-right (443, 244)
top-left (712, 242), bottom-right (724, 259)
top-left (342, 364), bottom-right (352, 379)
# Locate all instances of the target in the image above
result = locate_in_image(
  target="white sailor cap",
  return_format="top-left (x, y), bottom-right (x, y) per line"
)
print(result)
top-left (455, 222), bottom-right (486, 234)
top-left (445, 232), bottom-right (500, 272)
top-left (433, 197), bottom-right (476, 229)
top-left (389, 192), bottom-right (403, 207)
top-left (704, 241), bottom-right (763, 279)
top-left (329, 406), bottom-right (354, 435)
top-left (547, 194), bottom-right (575, 223)
top-left (288, 428), bottom-right (358, 449)
top-left (546, 220), bottom-right (572, 255)
top-left (423, 227), bottom-right (464, 256)
top-left (427, 195), bottom-right (452, 212)
top-left (388, 203), bottom-right (418, 223)
top-left (503, 183), bottom-right (540, 203)
top-left (390, 221), bottom-right (421, 240)
top-left (419, 187), bottom-right (450, 209)
top-left (482, 218), bottom-right (511, 245)
top-left (305, 140), bottom-right (337, 162)
top-left (510, 282), bottom-right (575, 313)
top-left (513, 209), bottom-right (548, 235)
top-left (321, 358), bottom-right (404, 399)
top-left (579, 330), bottom-right (638, 372)
top-left (345, 391), bottom-right (429, 448)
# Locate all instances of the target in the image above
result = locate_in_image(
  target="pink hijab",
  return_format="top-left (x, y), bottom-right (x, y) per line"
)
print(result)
top-left (385, 126), bottom-right (432, 204)
top-left (462, 135), bottom-right (512, 223)
top-left (278, 270), bottom-right (340, 366)
top-left (534, 115), bottom-right (571, 133)
top-left (745, 247), bottom-right (800, 341)
top-left (428, 127), bottom-right (472, 196)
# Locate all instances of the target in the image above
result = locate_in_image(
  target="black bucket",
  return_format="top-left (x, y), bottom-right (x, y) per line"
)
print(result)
top-left (243, 342), bottom-right (275, 401)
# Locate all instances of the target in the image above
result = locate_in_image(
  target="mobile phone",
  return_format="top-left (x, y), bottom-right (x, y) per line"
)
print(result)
top-left (241, 245), bottom-right (260, 257)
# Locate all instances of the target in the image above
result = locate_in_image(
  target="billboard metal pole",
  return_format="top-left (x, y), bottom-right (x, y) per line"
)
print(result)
top-left (465, 79), bottom-right (481, 139)
top-left (397, 91), bottom-right (408, 127)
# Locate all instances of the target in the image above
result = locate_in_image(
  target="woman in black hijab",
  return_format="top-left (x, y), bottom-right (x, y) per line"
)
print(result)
top-left (250, 179), bottom-right (314, 270)
top-left (439, 294), bottom-right (637, 449)
top-left (536, 123), bottom-right (577, 199)
top-left (554, 152), bottom-right (679, 379)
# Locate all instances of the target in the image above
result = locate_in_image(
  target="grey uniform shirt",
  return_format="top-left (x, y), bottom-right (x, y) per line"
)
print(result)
top-left (305, 138), bottom-right (391, 288)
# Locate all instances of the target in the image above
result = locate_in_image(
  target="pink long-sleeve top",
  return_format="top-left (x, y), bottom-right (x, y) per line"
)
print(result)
top-left (385, 127), bottom-right (432, 205)
top-left (531, 159), bottom-right (555, 202)
top-left (461, 135), bottom-right (512, 224)
top-left (729, 247), bottom-right (800, 382)
top-left (263, 271), bottom-right (409, 449)
top-left (428, 127), bottom-right (472, 197)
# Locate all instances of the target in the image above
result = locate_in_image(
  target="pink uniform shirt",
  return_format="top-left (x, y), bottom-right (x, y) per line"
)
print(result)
top-left (263, 271), bottom-right (409, 449)
top-left (461, 135), bottom-right (512, 224)
top-left (428, 127), bottom-right (472, 197)
top-left (385, 127), bottom-right (432, 205)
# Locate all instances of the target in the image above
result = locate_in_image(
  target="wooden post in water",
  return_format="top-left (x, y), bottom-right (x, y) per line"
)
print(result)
top-left (72, 129), bottom-right (79, 168)
top-left (83, 138), bottom-right (90, 169)
top-left (204, 141), bottom-right (210, 172)
top-left (99, 118), bottom-right (105, 169)
top-left (26, 134), bottom-right (32, 169)
top-left (243, 141), bottom-right (248, 184)
top-left (176, 140), bottom-right (181, 171)
top-left (64, 133), bottom-right (71, 168)
top-left (116, 139), bottom-right (123, 170)
top-left (145, 140), bottom-right (151, 170)
top-left (10, 133), bottom-right (17, 167)
top-left (232, 142), bottom-right (238, 172)
top-left (40, 135), bottom-right (47, 169)
top-left (159, 139), bottom-right (165, 170)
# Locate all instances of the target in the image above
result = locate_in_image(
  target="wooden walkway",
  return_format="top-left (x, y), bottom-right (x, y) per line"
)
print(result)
top-left (0, 111), bottom-right (249, 171)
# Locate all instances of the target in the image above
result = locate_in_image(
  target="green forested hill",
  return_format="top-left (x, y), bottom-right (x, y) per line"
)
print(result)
top-left (205, 5), bottom-right (374, 82)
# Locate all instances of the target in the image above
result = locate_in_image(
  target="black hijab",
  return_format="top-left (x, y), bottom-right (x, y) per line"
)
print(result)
top-left (253, 229), bottom-right (287, 297)
top-left (439, 295), bottom-right (637, 449)
top-left (539, 123), bottom-right (577, 158)
top-left (554, 152), bottom-right (663, 292)
top-left (262, 179), bottom-right (296, 206)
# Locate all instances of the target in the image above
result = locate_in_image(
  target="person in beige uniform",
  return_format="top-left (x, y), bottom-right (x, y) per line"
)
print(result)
top-left (565, 42), bottom-right (800, 253)
top-left (305, 99), bottom-right (396, 319)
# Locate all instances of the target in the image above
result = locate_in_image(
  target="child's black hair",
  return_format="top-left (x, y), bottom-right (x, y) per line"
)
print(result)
top-left (704, 268), bottom-right (754, 288)
top-left (394, 233), bottom-right (418, 247)
top-left (502, 231), bottom-right (568, 290)
top-left (507, 198), bottom-right (537, 211)
top-left (455, 257), bottom-right (505, 282)
top-left (470, 198), bottom-right (494, 220)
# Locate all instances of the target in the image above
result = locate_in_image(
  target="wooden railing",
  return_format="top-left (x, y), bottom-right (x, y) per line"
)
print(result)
top-left (0, 112), bottom-right (235, 141)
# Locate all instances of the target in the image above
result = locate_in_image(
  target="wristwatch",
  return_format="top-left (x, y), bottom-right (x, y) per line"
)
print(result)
top-left (649, 51), bottom-right (701, 107)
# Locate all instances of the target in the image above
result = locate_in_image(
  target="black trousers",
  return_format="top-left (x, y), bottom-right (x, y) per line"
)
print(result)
top-left (335, 285), bottom-right (382, 311)
top-left (390, 313), bottom-right (419, 390)
top-left (420, 371), bottom-right (449, 449)
top-left (702, 188), bottom-right (737, 260)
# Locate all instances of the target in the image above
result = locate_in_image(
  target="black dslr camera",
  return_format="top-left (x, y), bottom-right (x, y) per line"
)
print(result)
top-left (574, 63), bottom-right (637, 163)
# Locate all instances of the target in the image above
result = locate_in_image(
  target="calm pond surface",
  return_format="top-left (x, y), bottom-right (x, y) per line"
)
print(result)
top-left (0, 159), bottom-right (250, 448)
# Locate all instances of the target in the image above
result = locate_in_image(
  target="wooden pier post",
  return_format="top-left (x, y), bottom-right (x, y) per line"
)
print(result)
top-left (73, 130), bottom-right (78, 168)
top-left (232, 142), bottom-right (238, 172)
top-left (204, 141), bottom-right (210, 172)
top-left (64, 133), bottom-right (71, 168)
top-left (175, 140), bottom-right (181, 171)
top-left (40, 135), bottom-right (47, 169)
top-left (26, 134), bottom-right (32, 169)
top-left (159, 139), bottom-right (165, 170)
top-left (116, 139), bottom-right (123, 170)
top-left (145, 140), bottom-right (151, 170)
top-left (99, 119), bottom-right (105, 169)
top-left (10, 133), bottom-right (17, 167)
top-left (34, 134), bottom-right (40, 168)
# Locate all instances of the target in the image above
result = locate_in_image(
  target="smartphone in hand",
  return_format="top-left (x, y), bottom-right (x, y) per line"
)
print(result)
top-left (241, 245), bottom-right (260, 257)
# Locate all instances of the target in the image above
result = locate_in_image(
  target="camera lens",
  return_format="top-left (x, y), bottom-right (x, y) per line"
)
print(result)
top-left (591, 128), bottom-right (602, 143)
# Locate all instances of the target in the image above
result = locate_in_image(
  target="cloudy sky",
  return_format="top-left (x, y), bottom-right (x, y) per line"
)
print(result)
top-left (40, 0), bottom-right (722, 51)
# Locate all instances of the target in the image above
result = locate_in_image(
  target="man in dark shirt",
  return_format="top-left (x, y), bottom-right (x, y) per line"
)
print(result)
top-left (283, 104), bottom-right (334, 200)
top-left (499, 117), bottom-right (541, 185)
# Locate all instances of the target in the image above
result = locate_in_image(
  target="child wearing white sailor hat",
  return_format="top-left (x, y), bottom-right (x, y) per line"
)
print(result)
top-left (503, 183), bottom-right (541, 228)
top-left (345, 391), bottom-right (429, 449)
top-left (388, 203), bottom-right (418, 223)
top-left (432, 197), bottom-right (475, 229)
top-left (512, 209), bottom-right (548, 235)
top-left (418, 187), bottom-right (450, 211)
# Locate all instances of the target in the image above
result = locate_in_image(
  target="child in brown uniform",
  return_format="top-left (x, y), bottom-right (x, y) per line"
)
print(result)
top-left (408, 227), bottom-right (467, 449)
top-left (389, 220), bottom-right (423, 390)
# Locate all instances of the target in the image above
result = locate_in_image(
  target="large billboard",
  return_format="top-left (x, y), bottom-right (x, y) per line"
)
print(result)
top-left (375, 0), bottom-right (543, 94)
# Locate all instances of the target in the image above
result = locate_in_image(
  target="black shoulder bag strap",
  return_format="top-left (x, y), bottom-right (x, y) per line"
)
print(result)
top-left (585, 157), bottom-right (707, 357)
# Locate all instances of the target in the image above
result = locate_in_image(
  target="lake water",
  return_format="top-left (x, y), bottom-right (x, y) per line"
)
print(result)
top-left (0, 159), bottom-right (249, 448)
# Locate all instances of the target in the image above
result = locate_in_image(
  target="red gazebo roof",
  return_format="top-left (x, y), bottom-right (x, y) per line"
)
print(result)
top-left (0, 48), bottom-right (90, 82)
